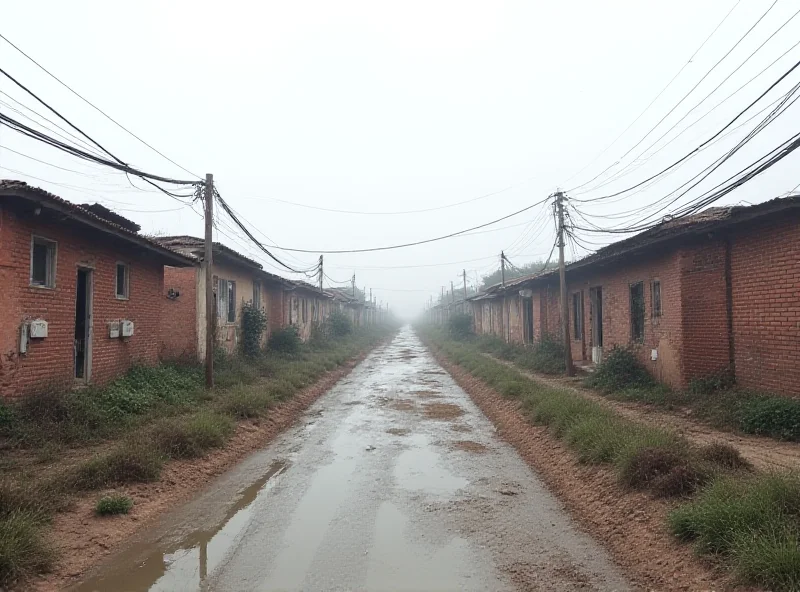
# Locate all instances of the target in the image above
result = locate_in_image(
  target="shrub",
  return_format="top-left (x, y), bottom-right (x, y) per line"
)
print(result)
top-left (0, 511), bottom-right (55, 586)
top-left (268, 326), bottom-right (302, 354)
top-left (150, 411), bottom-right (233, 458)
top-left (689, 369), bottom-right (735, 395)
top-left (73, 442), bottom-right (163, 490)
top-left (447, 313), bottom-right (473, 340)
top-left (328, 310), bottom-right (353, 337)
top-left (739, 397), bottom-right (800, 441)
top-left (95, 494), bottom-right (133, 516)
top-left (586, 345), bottom-right (655, 392)
top-left (498, 380), bottom-right (525, 399)
top-left (517, 335), bottom-right (566, 375)
top-left (651, 464), bottom-right (709, 498)
top-left (240, 301), bottom-right (268, 358)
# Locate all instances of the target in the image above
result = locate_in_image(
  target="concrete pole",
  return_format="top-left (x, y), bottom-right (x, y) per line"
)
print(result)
top-left (556, 191), bottom-right (575, 376)
top-left (204, 173), bottom-right (214, 389)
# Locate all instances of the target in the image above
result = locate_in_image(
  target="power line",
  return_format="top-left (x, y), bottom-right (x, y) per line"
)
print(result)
top-left (560, 0), bottom-right (742, 188)
top-left (0, 32), bottom-right (200, 179)
top-left (266, 196), bottom-right (552, 254)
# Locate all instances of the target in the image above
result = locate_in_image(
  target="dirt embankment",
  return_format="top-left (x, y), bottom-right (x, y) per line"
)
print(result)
top-left (32, 348), bottom-right (379, 592)
top-left (486, 354), bottom-right (800, 473)
top-left (430, 349), bottom-right (750, 592)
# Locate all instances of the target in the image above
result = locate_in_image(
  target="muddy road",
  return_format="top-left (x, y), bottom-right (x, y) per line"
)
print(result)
top-left (75, 327), bottom-right (630, 592)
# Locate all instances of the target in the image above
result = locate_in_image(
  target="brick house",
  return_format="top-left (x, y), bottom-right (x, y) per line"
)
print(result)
top-left (157, 236), bottom-right (293, 360)
top-left (469, 196), bottom-right (800, 396)
top-left (283, 281), bottom-right (333, 341)
top-left (0, 181), bottom-right (194, 398)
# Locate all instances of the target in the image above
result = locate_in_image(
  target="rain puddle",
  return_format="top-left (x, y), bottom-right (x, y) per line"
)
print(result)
top-left (73, 460), bottom-right (288, 592)
top-left (394, 434), bottom-right (468, 495)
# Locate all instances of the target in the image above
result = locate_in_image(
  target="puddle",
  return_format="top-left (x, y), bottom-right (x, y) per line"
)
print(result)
top-left (423, 402), bottom-right (464, 420)
top-left (73, 460), bottom-right (288, 592)
top-left (386, 427), bottom-right (411, 436)
top-left (394, 435), bottom-right (468, 495)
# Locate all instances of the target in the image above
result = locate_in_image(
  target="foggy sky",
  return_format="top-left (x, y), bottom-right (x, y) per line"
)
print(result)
top-left (2, 0), bottom-right (799, 319)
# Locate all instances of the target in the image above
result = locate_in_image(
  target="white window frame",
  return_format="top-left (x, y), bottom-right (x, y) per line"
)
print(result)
top-left (30, 235), bottom-right (57, 289)
top-left (115, 262), bottom-right (130, 299)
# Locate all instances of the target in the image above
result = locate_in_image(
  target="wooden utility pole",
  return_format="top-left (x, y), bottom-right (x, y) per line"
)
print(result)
top-left (462, 269), bottom-right (467, 312)
top-left (318, 255), bottom-right (323, 292)
top-left (351, 274), bottom-right (356, 298)
top-left (500, 251), bottom-right (506, 286)
top-left (501, 251), bottom-right (509, 342)
top-left (555, 190), bottom-right (575, 376)
top-left (203, 173), bottom-right (214, 389)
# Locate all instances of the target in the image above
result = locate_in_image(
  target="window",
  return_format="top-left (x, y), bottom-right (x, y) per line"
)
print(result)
top-left (630, 282), bottom-right (645, 342)
top-left (651, 280), bottom-right (662, 319)
top-left (115, 263), bottom-right (129, 299)
top-left (302, 298), bottom-right (307, 323)
top-left (313, 301), bottom-right (318, 322)
top-left (30, 236), bottom-right (56, 288)
top-left (253, 281), bottom-right (261, 309)
top-left (217, 279), bottom-right (236, 323)
top-left (572, 291), bottom-right (584, 339)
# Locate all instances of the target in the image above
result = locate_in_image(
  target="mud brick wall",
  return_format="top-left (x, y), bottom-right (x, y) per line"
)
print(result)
top-left (0, 206), bottom-right (165, 398)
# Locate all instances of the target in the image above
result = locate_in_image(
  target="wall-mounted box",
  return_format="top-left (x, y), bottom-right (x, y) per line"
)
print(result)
top-left (121, 320), bottom-right (134, 338)
top-left (29, 319), bottom-right (48, 339)
top-left (109, 321), bottom-right (120, 339)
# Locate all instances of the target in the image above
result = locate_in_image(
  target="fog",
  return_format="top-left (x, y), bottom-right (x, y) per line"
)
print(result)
top-left (2, 0), bottom-right (799, 320)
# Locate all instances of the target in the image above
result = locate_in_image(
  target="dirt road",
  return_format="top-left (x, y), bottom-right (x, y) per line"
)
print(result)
top-left (74, 327), bottom-right (630, 592)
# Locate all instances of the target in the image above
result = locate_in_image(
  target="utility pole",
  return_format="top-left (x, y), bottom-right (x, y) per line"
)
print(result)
top-left (555, 190), bottom-right (575, 376)
top-left (501, 251), bottom-right (508, 342)
top-left (351, 274), bottom-right (356, 298)
top-left (501, 251), bottom-right (506, 286)
top-left (319, 255), bottom-right (324, 293)
top-left (462, 269), bottom-right (467, 312)
top-left (203, 173), bottom-right (214, 389)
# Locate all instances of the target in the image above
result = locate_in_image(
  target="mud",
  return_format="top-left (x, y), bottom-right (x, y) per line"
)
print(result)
top-left (74, 327), bottom-right (630, 591)
top-left (451, 440), bottom-right (488, 454)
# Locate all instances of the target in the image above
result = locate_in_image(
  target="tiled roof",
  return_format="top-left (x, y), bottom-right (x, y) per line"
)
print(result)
top-left (0, 180), bottom-right (194, 266)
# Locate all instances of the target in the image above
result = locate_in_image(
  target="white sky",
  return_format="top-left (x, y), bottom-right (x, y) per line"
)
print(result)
top-left (2, 0), bottom-right (799, 318)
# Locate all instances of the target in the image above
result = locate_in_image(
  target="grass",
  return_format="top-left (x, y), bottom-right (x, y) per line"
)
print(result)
top-left (95, 494), bottom-right (133, 516)
top-left (669, 474), bottom-right (800, 590)
top-left (419, 324), bottom-right (797, 591)
top-left (0, 323), bottom-right (396, 586)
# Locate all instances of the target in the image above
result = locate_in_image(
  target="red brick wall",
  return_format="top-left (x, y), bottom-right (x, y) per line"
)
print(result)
top-left (563, 250), bottom-right (686, 386)
top-left (160, 266), bottom-right (198, 361)
top-left (678, 242), bottom-right (731, 385)
top-left (730, 215), bottom-right (800, 396)
top-left (0, 207), bottom-right (168, 398)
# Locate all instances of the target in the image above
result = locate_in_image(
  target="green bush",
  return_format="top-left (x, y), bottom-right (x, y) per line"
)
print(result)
top-left (328, 310), bottom-right (353, 337)
top-left (516, 335), bottom-right (566, 375)
top-left (150, 411), bottom-right (234, 458)
top-left (214, 349), bottom-right (260, 389)
top-left (95, 494), bottom-right (133, 516)
top-left (739, 396), bottom-right (800, 441)
top-left (689, 370), bottom-right (735, 395)
top-left (586, 345), bottom-right (655, 391)
top-left (447, 313), bottom-right (473, 340)
top-left (240, 301), bottom-right (268, 358)
top-left (73, 442), bottom-right (163, 490)
top-left (268, 326), bottom-right (302, 354)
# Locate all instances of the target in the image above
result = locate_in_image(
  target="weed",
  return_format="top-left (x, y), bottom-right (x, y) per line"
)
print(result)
top-left (268, 326), bottom-right (302, 354)
top-left (731, 524), bottom-right (800, 591)
top-left (689, 370), bottom-right (735, 395)
top-left (651, 464), bottom-right (709, 498)
top-left (95, 494), bottom-right (133, 516)
top-left (698, 442), bottom-right (750, 471)
top-left (73, 441), bottom-right (163, 490)
top-left (586, 345), bottom-right (655, 392)
top-left (739, 396), bottom-right (800, 441)
top-left (215, 385), bottom-right (274, 419)
top-left (617, 445), bottom-right (689, 489)
top-left (150, 411), bottom-right (234, 458)
top-left (447, 313), bottom-right (473, 340)
top-left (498, 380), bottom-right (525, 399)
top-left (0, 511), bottom-right (55, 586)
top-left (240, 301), bottom-right (268, 358)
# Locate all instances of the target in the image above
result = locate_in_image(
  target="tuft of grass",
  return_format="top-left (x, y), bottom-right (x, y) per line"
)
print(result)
top-left (731, 525), bottom-right (800, 591)
top-left (95, 494), bottom-right (133, 516)
top-left (0, 511), bottom-right (55, 586)
top-left (617, 444), bottom-right (689, 490)
top-left (73, 441), bottom-right (163, 490)
top-left (585, 345), bottom-right (655, 392)
top-left (150, 411), bottom-right (234, 458)
top-left (698, 441), bottom-right (750, 471)
top-left (215, 384), bottom-right (275, 418)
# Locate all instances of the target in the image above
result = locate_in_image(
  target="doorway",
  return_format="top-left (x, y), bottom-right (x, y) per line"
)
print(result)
top-left (589, 287), bottom-right (603, 364)
top-left (522, 298), bottom-right (534, 344)
top-left (74, 268), bottom-right (93, 381)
